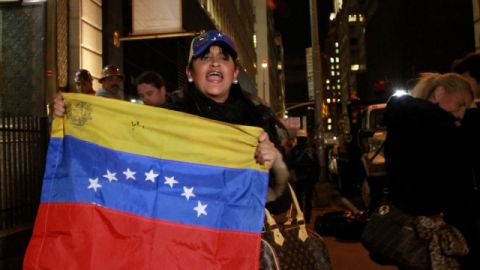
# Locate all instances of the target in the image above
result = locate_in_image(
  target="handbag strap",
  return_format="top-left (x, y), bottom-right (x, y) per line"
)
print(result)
top-left (265, 208), bottom-right (285, 246)
top-left (264, 184), bottom-right (308, 246)
top-left (287, 184), bottom-right (308, 242)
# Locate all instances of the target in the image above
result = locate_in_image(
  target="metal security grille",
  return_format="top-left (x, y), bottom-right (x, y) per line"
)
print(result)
top-left (0, 113), bottom-right (49, 232)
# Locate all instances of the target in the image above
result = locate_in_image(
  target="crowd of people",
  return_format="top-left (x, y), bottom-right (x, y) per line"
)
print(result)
top-left (54, 30), bottom-right (292, 215)
top-left (53, 29), bottom-right (480, 269)
top-left (69, 64), bottom-right (166, 106)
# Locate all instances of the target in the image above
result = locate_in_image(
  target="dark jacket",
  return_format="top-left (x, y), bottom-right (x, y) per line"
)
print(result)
top-left (384, 95), bottom-right (463, 216)
top-left (289, 140), bottom-right (320, 183)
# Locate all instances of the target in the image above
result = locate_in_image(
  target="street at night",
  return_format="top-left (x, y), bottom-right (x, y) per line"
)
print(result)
top-left (0, 0), bottom-right (479, 269)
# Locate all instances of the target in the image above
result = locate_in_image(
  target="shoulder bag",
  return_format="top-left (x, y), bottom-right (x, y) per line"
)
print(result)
top-left (361, 203), bottom-right (430, 269)
top-left (260, 184), bottom-right (332, 270)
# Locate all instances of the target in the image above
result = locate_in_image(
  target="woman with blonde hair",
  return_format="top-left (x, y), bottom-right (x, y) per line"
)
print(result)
top-left (380, 72), bottom-right (473, 269)
top-left (411, 73), bottom-right (473, 123)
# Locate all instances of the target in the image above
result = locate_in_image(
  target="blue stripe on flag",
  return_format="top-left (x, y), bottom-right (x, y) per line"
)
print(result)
top-left (41, 136), bottom-right (269, 233)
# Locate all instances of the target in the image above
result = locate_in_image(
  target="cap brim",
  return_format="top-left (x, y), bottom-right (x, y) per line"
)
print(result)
top-left (190, 41), bottom-right (237, 63)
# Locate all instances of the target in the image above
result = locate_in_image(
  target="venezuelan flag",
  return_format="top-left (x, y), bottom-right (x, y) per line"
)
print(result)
top-left (24, 93), bottom-right (269, 270)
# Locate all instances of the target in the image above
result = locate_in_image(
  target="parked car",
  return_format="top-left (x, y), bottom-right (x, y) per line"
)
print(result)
top-left (358, 103), bottom-right (386, 209)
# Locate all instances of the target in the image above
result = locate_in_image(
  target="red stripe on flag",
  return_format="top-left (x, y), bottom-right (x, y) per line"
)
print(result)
top-left (24, 203), bottom-right (261, 270)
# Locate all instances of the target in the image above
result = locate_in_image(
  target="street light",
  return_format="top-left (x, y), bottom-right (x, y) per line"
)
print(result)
top-left (261, 60), bottom-right (268, 102)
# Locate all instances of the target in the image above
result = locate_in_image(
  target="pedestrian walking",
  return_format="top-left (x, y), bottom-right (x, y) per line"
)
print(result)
top-left (288, 129), bottom-right (319, 223)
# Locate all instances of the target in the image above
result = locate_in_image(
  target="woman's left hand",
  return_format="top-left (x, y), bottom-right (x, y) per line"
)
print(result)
top-left (255, 132), bottom-right (277, 169)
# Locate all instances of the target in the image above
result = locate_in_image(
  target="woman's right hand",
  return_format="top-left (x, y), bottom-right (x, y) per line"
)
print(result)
top-left (53, 93), bottom-right (66, 117)
top-left (255, 132), bottom-right (278, 170)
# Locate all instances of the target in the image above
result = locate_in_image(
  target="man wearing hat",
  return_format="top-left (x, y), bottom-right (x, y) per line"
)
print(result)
top-left (96, 65), bottom-right (125, 99)
top-left (74, 69), bottom-right (96, 95)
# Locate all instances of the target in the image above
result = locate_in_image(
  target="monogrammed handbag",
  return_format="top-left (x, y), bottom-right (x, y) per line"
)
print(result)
top-left (260, 185), bottom-right (331, 270)
top-left (361, 204), bottom-right (430, 269)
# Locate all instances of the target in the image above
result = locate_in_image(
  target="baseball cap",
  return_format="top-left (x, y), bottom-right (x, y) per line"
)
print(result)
top-left (188, 30), bottom-right (238, 63)
top-left (99, 65), bottom-right (124, 83)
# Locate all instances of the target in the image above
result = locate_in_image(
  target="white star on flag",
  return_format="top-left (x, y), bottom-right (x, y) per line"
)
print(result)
top-left (88, 178), bottom-right (102, 192)
top-left (194, 201), bottom-right (208, 217)
top-left (181, 186), bottom-right (196, 200)
top-left (164, 176), bottom-right (179, 188)
top-left (123, 168), bottom-right (136, 180)
top-left (103, 170), bottom-right (118, 183)
top-left (145, 169), bottom-right (159, 182)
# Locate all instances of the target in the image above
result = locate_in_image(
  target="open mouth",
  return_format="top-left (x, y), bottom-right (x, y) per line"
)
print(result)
top-left (207, 70), bottom-right (223, 81)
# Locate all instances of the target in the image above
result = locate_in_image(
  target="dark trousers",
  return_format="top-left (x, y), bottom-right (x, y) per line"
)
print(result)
top-left (293, 177), bottom-right (315, 223)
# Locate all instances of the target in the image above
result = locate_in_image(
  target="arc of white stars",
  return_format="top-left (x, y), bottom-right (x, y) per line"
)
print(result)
top-left (103, 170), bottom-right (118, 183)
top-left (145, 169), bottom-right (159, 183)
top-left (123, 168), bottom-right (136, 180)
top-left (181, 186), bottom-right (196, 200)
top-left (88, 178), bottom-right (102, 192)
top-left (194, 201), bottom-right (208, 217)
top-left (164, 176), bottom-right (179, 188)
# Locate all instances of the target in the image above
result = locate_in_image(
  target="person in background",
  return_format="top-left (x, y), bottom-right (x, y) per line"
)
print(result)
top-left (384, 73), bottom-right (473, 269)
top-left (96, 65), bottom-right (124, 99)
top-left (52, 30), bottom-right (290, 214)
top-left (450, 53), bottom-right (480, 270)
top-left (288, 129), bottom-right (319, 223)
top-left (135, 71), bottom-right (167, 107)
top-left (74, 69), bottom-right (95, 95)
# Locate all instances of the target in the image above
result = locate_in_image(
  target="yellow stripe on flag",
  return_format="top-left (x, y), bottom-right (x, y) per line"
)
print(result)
top-left (52, 93), bottom-right (266, 171)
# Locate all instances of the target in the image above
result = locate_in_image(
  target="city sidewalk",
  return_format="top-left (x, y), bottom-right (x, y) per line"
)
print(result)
top-left (308, 208), bottom-right (396, 270)
top-left (308, 188), bottom-right (397, 270)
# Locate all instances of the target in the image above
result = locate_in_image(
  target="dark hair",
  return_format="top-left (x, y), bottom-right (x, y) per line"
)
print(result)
top-left (452, 53), bottom-right (480, 82)
top-left (135, 71), bottom-right (165, 89)
top-left (74, 69), bottom-right (93, 83)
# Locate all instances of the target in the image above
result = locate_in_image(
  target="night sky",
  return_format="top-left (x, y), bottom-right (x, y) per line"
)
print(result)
top-left (273, 0), bottom-right (474, 106)
top-left (274, 0), bottom-right (333, 106)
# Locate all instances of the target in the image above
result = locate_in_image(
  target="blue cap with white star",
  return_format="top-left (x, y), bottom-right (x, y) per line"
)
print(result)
top-left (188, 30), bottom-right (238, 63)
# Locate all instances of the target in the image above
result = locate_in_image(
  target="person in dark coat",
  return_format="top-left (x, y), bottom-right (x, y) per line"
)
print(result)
top-left (384, 73), bottom-right (473, 269)
top-left (164, 30), bottom-right (291, 214)
top-left (385, 73), bottom-right (473, 216)
top-left (288, 129), bottom-right (319, 223)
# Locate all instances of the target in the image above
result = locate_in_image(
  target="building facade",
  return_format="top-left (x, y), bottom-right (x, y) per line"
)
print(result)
top-left (326, 0), bottom-right (475, 143)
